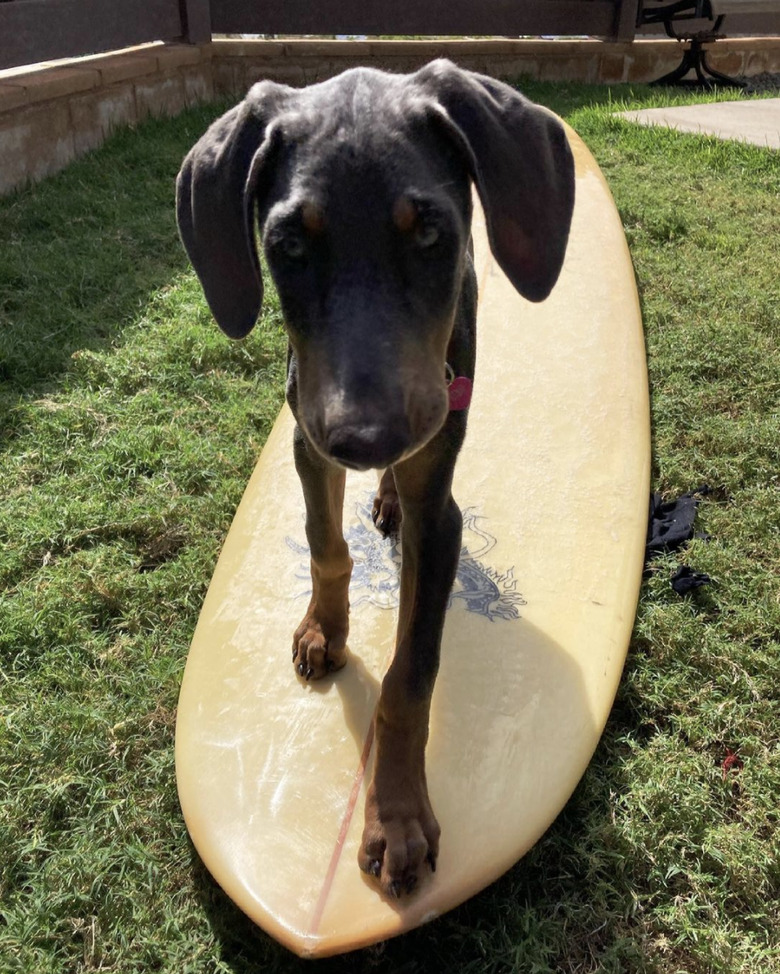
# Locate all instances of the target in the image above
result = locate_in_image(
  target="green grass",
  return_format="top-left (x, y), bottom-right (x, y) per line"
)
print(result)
top-left (1, 80), bottom-right (778, 973)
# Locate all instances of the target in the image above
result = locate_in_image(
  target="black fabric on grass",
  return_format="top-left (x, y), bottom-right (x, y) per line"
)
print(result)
top-left (646, 486), bottom-right (712, 595)
top-left (670, 564), bottom-right (713, 595)
top-left (646, 486), bottom-right (710, 555)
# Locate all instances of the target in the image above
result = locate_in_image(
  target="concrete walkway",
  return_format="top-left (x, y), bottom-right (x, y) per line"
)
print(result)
top-left (618, 98), bottom-right (780, 150)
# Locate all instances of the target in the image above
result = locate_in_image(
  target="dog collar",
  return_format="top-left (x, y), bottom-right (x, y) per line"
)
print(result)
top-left (445, 363), bottom-right (473, 411)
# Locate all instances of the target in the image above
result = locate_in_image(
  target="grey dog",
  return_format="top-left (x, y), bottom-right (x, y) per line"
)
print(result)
top-left (176, 59), bottom-right (574, 899)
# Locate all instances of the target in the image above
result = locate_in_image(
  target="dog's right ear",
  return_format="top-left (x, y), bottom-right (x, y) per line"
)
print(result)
top-left (176, 83), bottom-right (290, 338)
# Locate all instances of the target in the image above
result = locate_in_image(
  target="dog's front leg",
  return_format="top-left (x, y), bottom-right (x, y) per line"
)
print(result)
top-left (359, 440), bottom-right (463, 897)
top-left (291, 424), bottom-right (353, 681)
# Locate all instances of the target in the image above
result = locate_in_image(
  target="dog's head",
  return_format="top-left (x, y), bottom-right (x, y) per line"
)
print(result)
top-left (177, 60), bottom-right (575, 470)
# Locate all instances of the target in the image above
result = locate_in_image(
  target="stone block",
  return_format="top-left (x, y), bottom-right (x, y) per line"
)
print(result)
top-left (0, 100), bottom-right (75, 195)
top-left (366, 40), bottom-right (437, 57)
top-left (0, 83), bottom-right (28, 113)
top-left (744, 47), bottom-right (773, 74)
top-left (708, 50), bottom-right (744, 75)
top-left (22, 67), bottom-right (100, 105)
top-left (599, 53), bottom-right (628, 84)
top-left (300, 61), bottom-right (359, 84)
top-left (363, 56), bottom-right (432, 77)
top-left (69, 83), bottom-right (138, 154)
top-left (247, 63), bottom-right (308, 87)
top-left (540, 55), bottom-right (599, 83)
top-left (626, 44), bottom-right (679, 83)
top-left (135, 75), bottom-right (186, 120)
top-left (539, 40), bottom-right (600, 60)
top-left (91, 53), bottom-right (159, 86)
top-left (211, 58), bottom-right (244, 97)
top-left (737, 36), bottom-right (779, 53)
top-left (441, 40), bottom-right (520, 57)
top-left (290, 40), bottom-right (373, 58)
top-left (156, 44), bottom-right (204, 71)
top-left (182, 65), bottom-right (214, 106)
top-left (478, 57), bottom-right (542, 81)
top-left (213, 40), bottom-right (287, 59)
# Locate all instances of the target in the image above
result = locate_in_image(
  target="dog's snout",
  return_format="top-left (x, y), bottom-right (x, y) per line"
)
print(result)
top-left (325, 422), bottom-right (411, 471)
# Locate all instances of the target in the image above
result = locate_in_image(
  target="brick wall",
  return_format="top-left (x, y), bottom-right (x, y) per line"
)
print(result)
top-left (1, 37), bottom-right (779, 196)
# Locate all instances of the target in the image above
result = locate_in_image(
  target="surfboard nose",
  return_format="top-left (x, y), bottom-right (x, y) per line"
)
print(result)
top-left (324, 420), bottom-right (411, 471)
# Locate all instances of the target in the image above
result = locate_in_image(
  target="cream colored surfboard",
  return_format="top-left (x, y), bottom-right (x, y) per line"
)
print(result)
top-left (175, 125), bottom-right (650, 958)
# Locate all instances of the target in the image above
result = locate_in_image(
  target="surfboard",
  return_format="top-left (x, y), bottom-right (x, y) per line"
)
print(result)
top-left (175, 123), bottom-right (650, 958)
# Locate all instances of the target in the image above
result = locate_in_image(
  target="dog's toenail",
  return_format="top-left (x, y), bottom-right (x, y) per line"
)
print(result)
top-left (405, 875), bottom-right (417, 894)
top-left (369, 859), bottom-right (381, 878)
top-left (389, 880), bottom-right (403, 899)
top-left (305, 667), bottom-right (314, 681)
top-left (297, 662), bottom-right (305, 676)
top-left (426, 852), bottom-right (437, 873)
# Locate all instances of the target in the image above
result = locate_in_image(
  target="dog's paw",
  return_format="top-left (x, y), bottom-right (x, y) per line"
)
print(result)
top-left (372, 473), bottom-right (402, 537)
top-left (292, 613), bottom-right (347, 682)
top-left (358, 781), bottom-right (440, 898)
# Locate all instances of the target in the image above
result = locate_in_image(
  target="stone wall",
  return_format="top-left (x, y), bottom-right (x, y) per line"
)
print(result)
top-left (210, 36), bottom-right (780, 89)
top-left (1, 37), bottom-right (779, 196)
top-left (0, 43), bottom-right (210, 195)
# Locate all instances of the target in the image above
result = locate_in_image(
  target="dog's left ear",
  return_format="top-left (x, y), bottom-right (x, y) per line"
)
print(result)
top-left (414, 60), bottom-right (575, 303)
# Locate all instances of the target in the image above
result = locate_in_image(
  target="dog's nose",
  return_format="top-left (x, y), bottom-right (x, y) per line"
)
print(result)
top-left (325, 423), bottom-right (411, 471)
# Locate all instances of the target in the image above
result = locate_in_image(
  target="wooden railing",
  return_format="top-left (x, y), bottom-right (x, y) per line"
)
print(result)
top-left (209, 0), bottom-right (639, 40)
top-left (2, 0), bottom-right (639, 71)
top-left (0, 0), bottom-right (184, 70)
top-left (2, 0), bottom-right (778, 71)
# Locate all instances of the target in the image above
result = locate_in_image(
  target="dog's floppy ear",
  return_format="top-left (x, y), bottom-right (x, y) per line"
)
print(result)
top-left (176, 82), bottom-right (291, 338)
top-left (414, 60), bottom-right (575, 303)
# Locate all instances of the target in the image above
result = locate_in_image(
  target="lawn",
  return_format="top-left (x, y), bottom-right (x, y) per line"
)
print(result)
top-left (0, 76), bottom-right (778, 974)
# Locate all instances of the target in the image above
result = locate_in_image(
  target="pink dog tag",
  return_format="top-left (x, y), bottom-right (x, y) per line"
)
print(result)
top-left (448, 376), bottom-right (473, 411)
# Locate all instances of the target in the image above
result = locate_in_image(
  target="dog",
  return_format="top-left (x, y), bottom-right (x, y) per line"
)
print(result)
top-left (176, 59), bottom-right (574, 900)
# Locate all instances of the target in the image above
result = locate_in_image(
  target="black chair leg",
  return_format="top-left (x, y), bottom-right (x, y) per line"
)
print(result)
top-left (652, 38), bottom-right (747, 89)
top-left (652, 42), bottom-right (707, 86)
top-left (700, 50), bottom-right (748, 88)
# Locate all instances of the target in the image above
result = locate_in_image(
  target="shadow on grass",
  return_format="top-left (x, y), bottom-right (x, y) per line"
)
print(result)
top-left (512, 77), bottom-right (661, 117)
top-left (0, 102), bottom-right (228, 429)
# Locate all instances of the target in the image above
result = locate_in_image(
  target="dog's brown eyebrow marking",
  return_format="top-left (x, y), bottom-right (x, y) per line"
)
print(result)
top-left (302, 201), bottom-right (326, 235)
top-left (392, 195), bottom-right (417, 233)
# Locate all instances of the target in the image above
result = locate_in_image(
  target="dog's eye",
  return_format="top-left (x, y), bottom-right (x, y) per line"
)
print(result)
top-left (415, 223), bottom-right (439, 249)
top-left (280, 235), bottom-right (306, 260)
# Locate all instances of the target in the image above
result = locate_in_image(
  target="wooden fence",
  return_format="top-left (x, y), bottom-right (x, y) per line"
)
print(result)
top-left (1, 0), bottom-right (779, 71)
top-left (210, 0), bottom-right (639, 39)
top-left (2, 0), bottom-right (636, 71)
